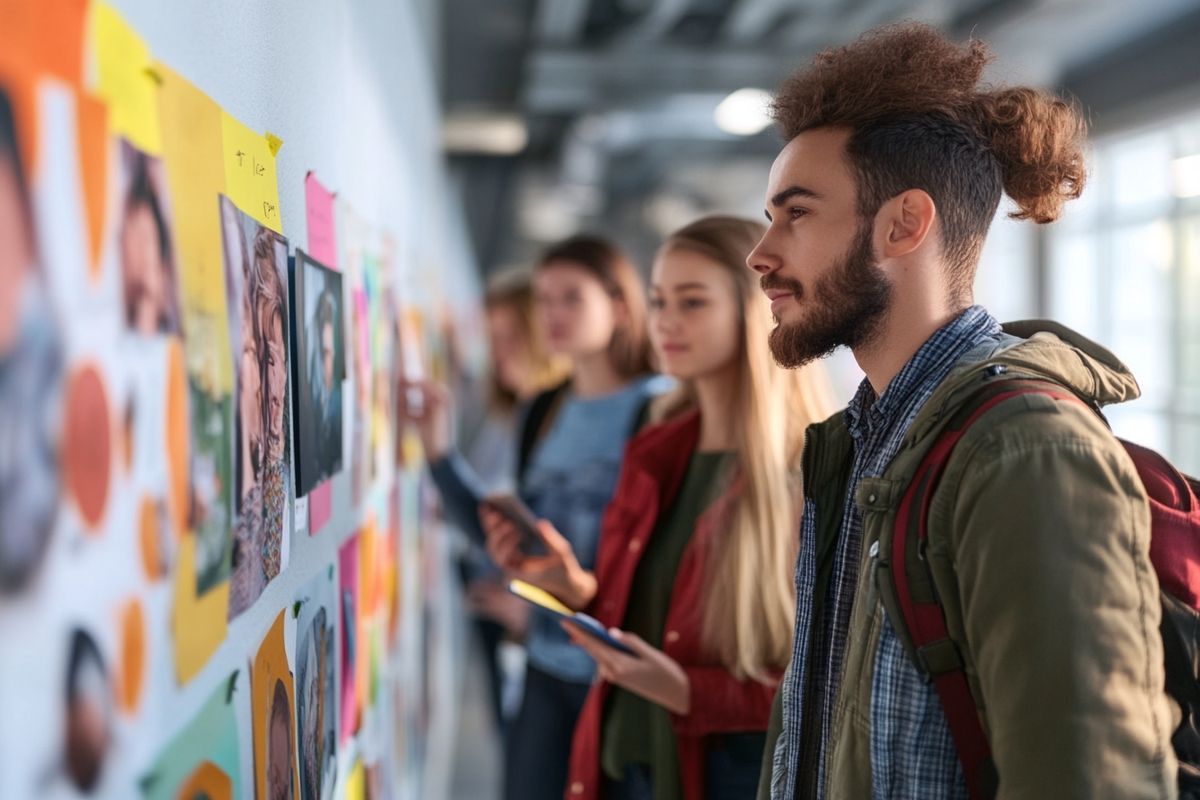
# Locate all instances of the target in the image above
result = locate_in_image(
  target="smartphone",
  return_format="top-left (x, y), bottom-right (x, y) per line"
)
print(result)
top-left (507, 580), bottom-right (635, 656)
top-left (481, 494), bottom-right (542, 553)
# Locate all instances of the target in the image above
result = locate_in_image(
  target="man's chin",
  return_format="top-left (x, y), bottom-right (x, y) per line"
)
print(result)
top-left (768, 321), bottom-right (839, 369)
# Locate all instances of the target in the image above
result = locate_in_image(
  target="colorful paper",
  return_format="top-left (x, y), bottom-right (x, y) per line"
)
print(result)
top-left (157, 63), bottom-right (234, 682)
top-left (221, 113), bottom-right (282, 233)
top-left (295, 569), bottom-right (338, 800)
top-left (252, 611), bottom-right (299, 800)
top-left (141, 672), bottom-right (242, 800)
top-left (338, 535), bottom-right (360, 742)
top-left (90, 3), bottom-right (160, 154)
top-left (304, 172), bottom-right (337, 268)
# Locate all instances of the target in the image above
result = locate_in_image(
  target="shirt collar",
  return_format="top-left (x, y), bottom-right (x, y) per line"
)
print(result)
top-left (844, 305), bottom-right (1001, 439)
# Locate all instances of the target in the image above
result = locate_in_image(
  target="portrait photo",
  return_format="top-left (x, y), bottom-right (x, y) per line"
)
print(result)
top-left (291, 250), bottom-right (343, 497)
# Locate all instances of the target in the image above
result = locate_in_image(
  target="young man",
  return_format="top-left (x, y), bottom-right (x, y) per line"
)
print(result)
top-left (751, 23), bottom-right (1177, 800)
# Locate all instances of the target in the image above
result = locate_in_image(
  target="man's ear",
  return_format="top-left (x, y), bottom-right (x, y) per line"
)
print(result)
top-left (876, 189), bottom-right (937, 260)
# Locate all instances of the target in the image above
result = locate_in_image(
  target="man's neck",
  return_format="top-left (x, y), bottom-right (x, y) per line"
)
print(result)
top-left (854, 291), bottom-right (971, 397)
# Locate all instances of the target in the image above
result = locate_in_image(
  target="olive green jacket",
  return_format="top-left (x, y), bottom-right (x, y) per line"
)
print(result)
top-left (760, 321), bottom-right (1178, 799)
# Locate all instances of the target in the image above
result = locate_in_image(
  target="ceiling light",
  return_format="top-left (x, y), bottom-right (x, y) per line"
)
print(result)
top-left (443, 111), bottom-right (528, 155)
top-left (714, 88), bottom-right (773, 136)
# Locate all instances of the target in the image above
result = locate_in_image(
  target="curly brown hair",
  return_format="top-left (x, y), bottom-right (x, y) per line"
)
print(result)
top-left (773, 22), bottom-right (1087, 296)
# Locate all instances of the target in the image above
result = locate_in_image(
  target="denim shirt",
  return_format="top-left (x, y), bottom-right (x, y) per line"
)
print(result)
top-left (521, 375), bottom-right (667, 683)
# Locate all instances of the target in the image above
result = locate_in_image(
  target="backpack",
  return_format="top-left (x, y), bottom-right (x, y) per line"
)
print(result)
top-left (880, 377), bottom-right (1200, 800)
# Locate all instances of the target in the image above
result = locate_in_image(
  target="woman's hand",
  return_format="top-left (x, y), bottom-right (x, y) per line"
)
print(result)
top-left (396, 379), bottom-right (452, 461)
top-left (563, 625), bottom-right (690, 716)
top-left (480, 508), bottom-right (597, 611)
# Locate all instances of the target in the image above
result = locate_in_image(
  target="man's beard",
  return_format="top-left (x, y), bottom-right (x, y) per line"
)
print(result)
top-left (766, 220), bottom-right (892, 368)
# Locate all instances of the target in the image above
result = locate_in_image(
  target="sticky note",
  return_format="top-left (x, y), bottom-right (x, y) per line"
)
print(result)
top-left (91, 2), bottom-right (161, 153)
top-left (221, 113), bottom-right (282, 233)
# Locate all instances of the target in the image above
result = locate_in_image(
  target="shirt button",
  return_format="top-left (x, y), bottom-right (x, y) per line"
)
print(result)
top-left (665, 630), bottom-right (680, 643)
top-left (570, 781), bottom-right (584, 795)
top-left (628, 539), bottom-right (642, 552)
top-left (868, 493), bottom-right (877, 503)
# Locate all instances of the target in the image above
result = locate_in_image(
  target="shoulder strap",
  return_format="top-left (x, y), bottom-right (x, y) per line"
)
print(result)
top-left (515, 380), bottom-right (570, 483)
top-left (886, 377), bottom-right (1083, 800)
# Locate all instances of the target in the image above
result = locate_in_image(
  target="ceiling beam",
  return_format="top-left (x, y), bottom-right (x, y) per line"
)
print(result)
top-left (523, 46), bottom-right (811, 112)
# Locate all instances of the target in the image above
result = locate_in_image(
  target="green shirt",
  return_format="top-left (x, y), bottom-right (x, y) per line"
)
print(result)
top-left (601, 450), bottom-right (734, 799)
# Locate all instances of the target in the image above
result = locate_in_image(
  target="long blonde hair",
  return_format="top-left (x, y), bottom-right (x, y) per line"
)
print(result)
top-left (655, 216), bottom-right (836, 682)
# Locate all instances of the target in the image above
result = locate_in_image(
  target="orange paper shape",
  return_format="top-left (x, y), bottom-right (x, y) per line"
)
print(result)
top-left (251, 611), bottom-right (299, 800)
top-left (0, 0), bottom-right (87, 86)
top-left (138, 495), bottom-right (163, 580)
top-left (116, 598), bottom-right (146, 714)
top-left (176, 760), bottom-right (232, 800)
top-left (164, 338), bottom-right (189, 541)
top-left (63, 363), bottom-right (113, 531)
top-left (76, 93), bottom-right (109, 278)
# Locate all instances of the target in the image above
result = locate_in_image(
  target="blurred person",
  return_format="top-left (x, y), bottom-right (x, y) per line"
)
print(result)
top-left (406, 270), bottom-right (569, 734)
top-left (485, 216), bottom-right (835, 800)
top-left (750, 22), bottom-right (1177, 800)
top-left (309, 288), bottom-right (342, 473)
top-left (0, 83), bottom-right (62, 594)
top-left (403, 234), bottom-right (664, 800)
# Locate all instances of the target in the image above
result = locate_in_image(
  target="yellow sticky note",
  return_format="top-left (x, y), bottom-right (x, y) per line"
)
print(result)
top-left (221, 113), bottom-right (282, 233)
top-left (155, 62), bottom-right (232, 392)
top-left (91, 2), bottom-right (160, 153)
top-left (171, 535), bottom-right (230, 684)
top-left (345, 761), bottom-right (365, 800)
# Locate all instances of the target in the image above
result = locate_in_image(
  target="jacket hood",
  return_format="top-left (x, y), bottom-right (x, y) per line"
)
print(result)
top-left (908, 319), bottom-right (1140, 443)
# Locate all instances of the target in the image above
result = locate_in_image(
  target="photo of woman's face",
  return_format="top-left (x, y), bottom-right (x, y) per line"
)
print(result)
top-left (240, 319), bottom-right (264, 469)
top-left (260, 301), bottom-right (287, 456)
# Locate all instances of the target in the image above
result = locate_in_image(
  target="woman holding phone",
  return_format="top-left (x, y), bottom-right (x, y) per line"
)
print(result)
top-left (402, 234), bottom-right (665, 800)
top-left (483, 216), bottom-right (835, 800)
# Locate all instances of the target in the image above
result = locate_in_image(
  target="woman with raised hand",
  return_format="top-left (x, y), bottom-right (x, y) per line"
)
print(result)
top-left (484, 216), bottom-right (834, 800)
top-left (402, 234), bottom-right (665, 800)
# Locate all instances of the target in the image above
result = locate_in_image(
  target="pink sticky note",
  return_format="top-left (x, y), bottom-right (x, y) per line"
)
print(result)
top-left (305, 172), bottom-right (338, 269)
top-left (309, 480), bottom-right (333, 534)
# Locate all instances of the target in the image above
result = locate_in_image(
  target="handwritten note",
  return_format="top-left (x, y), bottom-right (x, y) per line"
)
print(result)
top-left (220, 113), bottom-right (282, 232)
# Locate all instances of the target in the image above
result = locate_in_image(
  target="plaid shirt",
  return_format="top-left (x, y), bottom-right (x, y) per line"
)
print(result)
top-left (772, 306), bottom-right (1004, 800)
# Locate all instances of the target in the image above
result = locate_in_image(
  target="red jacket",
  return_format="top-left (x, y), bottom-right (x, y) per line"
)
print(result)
top-left (565, 410), bottom-right (780, 800)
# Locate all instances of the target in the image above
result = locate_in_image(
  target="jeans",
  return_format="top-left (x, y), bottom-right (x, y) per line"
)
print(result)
top-left (504, 664), bottom-right (591, 800)
top-left (705, 732), bottom-right (767, 800)
top-left (601, 732), bottom-right (767, 800)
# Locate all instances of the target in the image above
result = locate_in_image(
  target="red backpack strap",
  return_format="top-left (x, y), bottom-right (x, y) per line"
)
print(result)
top-left (886, 376), bottom-right (1083, 799)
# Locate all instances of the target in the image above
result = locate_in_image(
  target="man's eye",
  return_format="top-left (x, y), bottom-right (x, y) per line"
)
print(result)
top-left (789, 207), bottom-right (809, 220)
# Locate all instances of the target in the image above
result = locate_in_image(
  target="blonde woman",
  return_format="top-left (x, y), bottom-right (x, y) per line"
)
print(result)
top-left (484, 216), bottom-right (835, 799)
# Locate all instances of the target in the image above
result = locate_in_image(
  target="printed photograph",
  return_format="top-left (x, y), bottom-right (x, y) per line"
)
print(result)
top-left (291, 250), bottom-right (343, 497)
top-left (220, 195), bottom-right (291, 618)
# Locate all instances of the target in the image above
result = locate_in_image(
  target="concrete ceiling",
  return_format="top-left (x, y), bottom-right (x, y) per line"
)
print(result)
top-left (438, 0), bottom-right (1200, 274)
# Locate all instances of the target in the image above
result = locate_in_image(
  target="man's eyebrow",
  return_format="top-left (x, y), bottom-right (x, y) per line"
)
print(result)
top-left (770, 185), bottom-right (823, 208)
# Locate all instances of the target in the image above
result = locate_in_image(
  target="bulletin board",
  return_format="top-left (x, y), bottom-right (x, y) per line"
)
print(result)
top-left (0, 2), bottom-right (481, 798)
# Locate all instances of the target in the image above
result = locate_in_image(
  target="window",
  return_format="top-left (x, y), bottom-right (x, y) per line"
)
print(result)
top-left (1046, 111), bottom-right (1200, 474)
